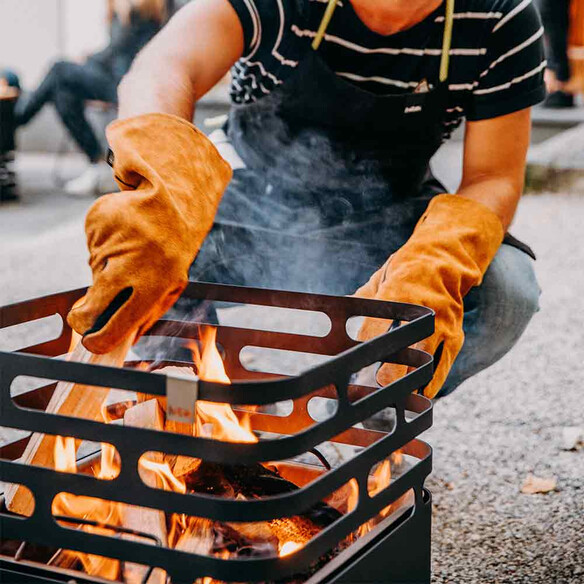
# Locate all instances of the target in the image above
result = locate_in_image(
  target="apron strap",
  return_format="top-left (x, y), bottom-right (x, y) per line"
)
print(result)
top-left (439, 0), bottom-right (455, 82)
top-left (312, 0), bottom-right (339, 50)
top-left (314, 0), bottom-right (456, 82)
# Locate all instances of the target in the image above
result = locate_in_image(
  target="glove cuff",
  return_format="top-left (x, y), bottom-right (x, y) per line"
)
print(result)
top-left (106, 112), bottom-right (232, 193)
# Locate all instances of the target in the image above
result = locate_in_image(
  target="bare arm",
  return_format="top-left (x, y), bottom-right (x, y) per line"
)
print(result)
top-left (457, 108), bottom-right (531, 230)
top-left (117, 0), bottom-right (244, 121)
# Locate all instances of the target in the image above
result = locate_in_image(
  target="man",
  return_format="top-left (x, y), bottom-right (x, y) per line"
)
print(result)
top-left (68, 0), bottom-right (545, 400)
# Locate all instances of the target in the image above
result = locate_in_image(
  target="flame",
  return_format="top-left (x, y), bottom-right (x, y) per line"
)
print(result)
top-left (140, 458), bottom-right (187, 494)
top-left (54, 436), bottom-right (77, 474)
top-left (188, 327), bottom-right (257, 444)
top-left (369, 460), bottom-right (391, 499)
top-left (349, 451), bottom-right (402, 539)
top-left (190, 327), bottom-right (230, 384)
top-left (98, 443), bottom-right (118, 480)
top-left (347, 478), bottom-right (359, 517)
top-left (279, 541), bottom-right (303, 557)
top-left (52, 433), bottom-right (122, 578)
top-left (52, 435), bottom-right (120, 524)
top-left (52, 402), bottom-right (126, 578)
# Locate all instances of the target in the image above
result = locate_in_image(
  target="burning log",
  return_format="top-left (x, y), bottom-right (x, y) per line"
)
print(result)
top-left (211, 522), bottom-right (277, 558)
top-left (103, 388), bottom-right (138, 421)
top-left (182, 462), bottom-right (342, 561)
top-left (174, 517), bottom-right (214, 555)
top-left (5, 339), bottom-right (132, 516)
top-left (121, 400), bottom-right (168, 584)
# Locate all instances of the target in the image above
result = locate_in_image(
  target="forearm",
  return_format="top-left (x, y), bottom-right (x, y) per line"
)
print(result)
top-left (455, 109), bottom-right (531, 231)
top-left (455, 177), bottom-right (522, 231)
top-left (118, 51), bottom-right (197, 121)
top-left (116, 0), bottom-right (243, 122)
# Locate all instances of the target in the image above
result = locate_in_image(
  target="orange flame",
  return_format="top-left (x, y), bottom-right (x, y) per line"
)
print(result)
top-left (188, 327), bottom-right (257, 444)
top-left (52, 433), bottom-right (122, 577)
top-left (140, 458), bottom-right (187, 494)
top-left (349, 451), bottom-right (402, 538)
top-left (54, 436), bottom-right (77, 474)
top-left (369, 460), bottom-right (391, 500)
top-left (52, 434), bottom-right (120, 523)
top-left (190, 327), bottom-right (230, 384)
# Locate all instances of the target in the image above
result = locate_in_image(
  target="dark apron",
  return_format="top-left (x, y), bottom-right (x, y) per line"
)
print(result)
top-left (189, 1), bottom-right (532, 298)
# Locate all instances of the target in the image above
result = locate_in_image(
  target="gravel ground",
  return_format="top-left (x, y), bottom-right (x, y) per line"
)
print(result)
top-left (1, 154), bottom-right (583, 582)
top-left (425, 193), bottom-right (584, 584)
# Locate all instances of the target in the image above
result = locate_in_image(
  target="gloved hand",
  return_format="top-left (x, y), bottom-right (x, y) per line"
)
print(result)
top-left (67, 113), bottom-right (232, 354)
top-left (355, 194), bottom-right (504, 399)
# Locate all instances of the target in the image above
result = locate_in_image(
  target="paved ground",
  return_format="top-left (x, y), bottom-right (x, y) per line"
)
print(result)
top-left (1, 153), bottom-right (583, 583)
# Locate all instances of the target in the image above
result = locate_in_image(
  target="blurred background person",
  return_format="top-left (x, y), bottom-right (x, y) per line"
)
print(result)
top-left (538, 0), bottom-right (582, 108)
top-left (0, 0), bottom-right (170, 197)
top-left (0, 72), bottom-right (20, 202)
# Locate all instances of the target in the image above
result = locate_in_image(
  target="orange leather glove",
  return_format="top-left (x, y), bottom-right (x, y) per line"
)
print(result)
top-left (67, 113), bottom-right (232, 354)
top-left (355, 194), bottom-right (504, 399)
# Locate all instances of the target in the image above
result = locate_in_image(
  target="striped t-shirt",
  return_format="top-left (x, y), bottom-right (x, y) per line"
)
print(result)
top-left (226, 0), bottom-right (546, 139)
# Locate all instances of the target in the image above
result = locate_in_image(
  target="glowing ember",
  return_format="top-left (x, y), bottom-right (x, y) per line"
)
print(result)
top-left (279, 540), bottom-right (303, 557)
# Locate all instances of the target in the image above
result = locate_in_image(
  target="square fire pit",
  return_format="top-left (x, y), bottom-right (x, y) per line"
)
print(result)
top-left (0, 283), bottom-right (434, 583)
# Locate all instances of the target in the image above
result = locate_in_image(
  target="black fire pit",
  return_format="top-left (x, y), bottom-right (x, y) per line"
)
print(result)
top-left (0, 283), bottom-right (434, 583)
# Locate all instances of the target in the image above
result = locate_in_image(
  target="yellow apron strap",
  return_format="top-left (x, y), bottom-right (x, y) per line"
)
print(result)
top-left (312, 0), bottom-right (339, 50)
top-left (439, 0), bottom-right (456, 82)
top-left (314, 0), bottom-right (455, 78)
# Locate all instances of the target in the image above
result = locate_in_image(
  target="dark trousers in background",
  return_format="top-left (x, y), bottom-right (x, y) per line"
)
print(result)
top-left (538, 0), bottom-right (572, 82)
top-left (15, 61), bottom-right (118, 162)
top-left (0, 98), bottom-right (16, 154)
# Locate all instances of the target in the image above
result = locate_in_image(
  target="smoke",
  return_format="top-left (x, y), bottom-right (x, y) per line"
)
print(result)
top-left (135, 111), bottom-right (435, 364)
top-left (211, 99), bottom-right (433, 298)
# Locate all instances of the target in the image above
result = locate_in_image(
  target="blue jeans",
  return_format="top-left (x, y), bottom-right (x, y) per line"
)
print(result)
top-left (439, 243), bottom-right (541, 397)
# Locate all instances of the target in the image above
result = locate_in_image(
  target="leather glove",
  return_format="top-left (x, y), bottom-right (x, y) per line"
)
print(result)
top-left (355, 194), bottom-right (504, 399)
top-left (67, 113), bottom-right (232, 354)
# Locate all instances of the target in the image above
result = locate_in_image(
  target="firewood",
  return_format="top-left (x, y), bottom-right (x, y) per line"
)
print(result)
top-left (151, 366), bottom-right (201, 477)
top-left (184, 462), bottom-right (341, 528)
top-left (182, 461), bottom-right (343, 564)
top-left (48, 549), bottom-right (79, 571)
top-left (50, 548), bottom-right (120, 581)
top-left (211, 522), bottom-right (277, 558)
top-left (49, 532), bottom-right (120, 579)
top-left (80, 552), bottom-right (120, 581)
top-left (103, 388), bottom-right (137, 421)
top-left (175, 517), bottom-right (214, 555)
top-left (121, 400), bottom-right (168, 584)
top-left (5, 338), bottom-right (133, 516)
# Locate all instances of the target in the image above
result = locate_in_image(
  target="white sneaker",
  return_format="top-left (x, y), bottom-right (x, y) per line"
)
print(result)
top-left (64, 162), bottom-right (107, 197)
